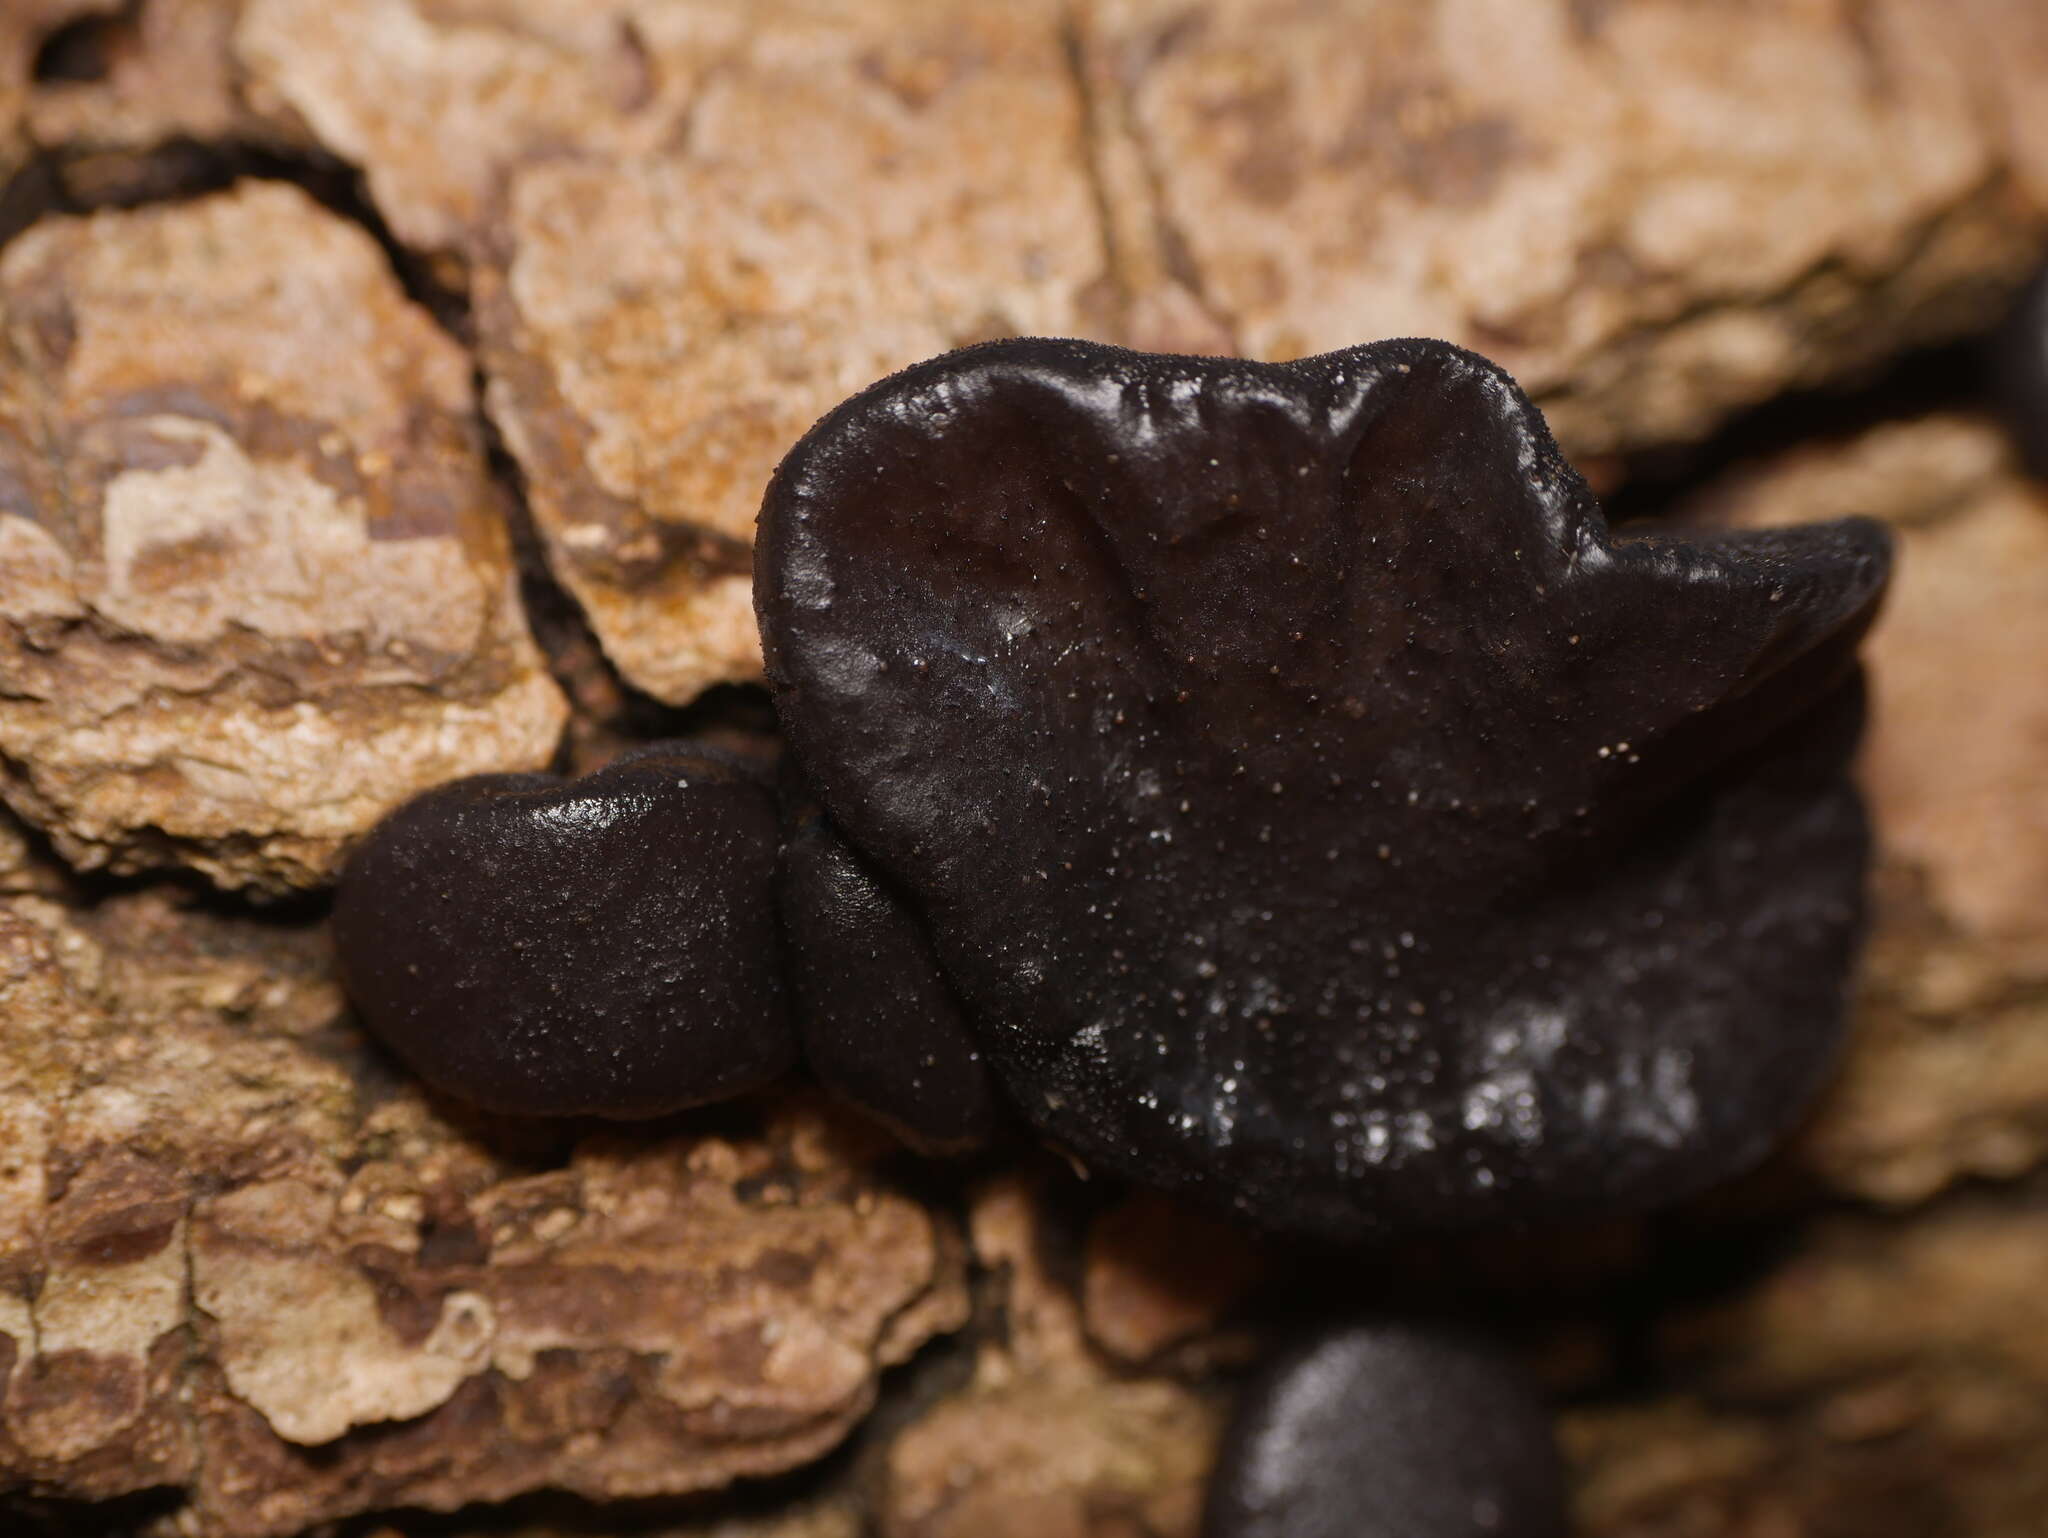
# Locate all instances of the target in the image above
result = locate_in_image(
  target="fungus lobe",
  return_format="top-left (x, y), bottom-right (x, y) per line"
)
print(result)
top-left (334, 742), bottom-right (793, 1118)
top-left (1202, 1318), bottom-right (1565, 1538)
top-left (758, 336), bottom-right (1890, 1240)
top-left (778, 766), bottom-right (1004, 1153)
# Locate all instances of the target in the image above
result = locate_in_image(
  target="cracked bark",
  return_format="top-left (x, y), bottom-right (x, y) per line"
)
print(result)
top-left (471, 0), bottom-right (1115, 705)
top-left (218, 0), bottom-right (2048, 705)
top-left (0, 889), bottom-right (968, 1537)
top-left (0, 181), bottom-right (566, 891)
top-left (3, 4), bottom-right (2048, 1537)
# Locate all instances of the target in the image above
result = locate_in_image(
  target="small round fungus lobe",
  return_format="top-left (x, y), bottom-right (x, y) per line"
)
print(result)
top-left (778, 769), bottom-right (1005, 1154)
top-left (1202, 1318), bottom-right (1565, 1538)
top-left (333, 742), bottom-right (794, 1117)
top-left (758, 335), bottom-right (1892, 1241)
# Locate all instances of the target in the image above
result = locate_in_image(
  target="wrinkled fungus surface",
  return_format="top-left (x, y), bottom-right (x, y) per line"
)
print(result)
top-left (334, 742), bottom-right (792, 1117)
top-left (1202, 1318), bottom-right (1565, 1538)
top-left (779, 768), bottom-right (1005, 1153)
top-left (758, 336), bottom-right (1891, 1239)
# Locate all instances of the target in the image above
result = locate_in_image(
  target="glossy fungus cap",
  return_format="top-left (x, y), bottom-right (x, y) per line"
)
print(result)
top-left (1202, 1318), bottom-right (1565, 1538)
top-left (758, 335), bottom-right (1891, 1240)
top-left (334, 742), bottom-right (793, 1117)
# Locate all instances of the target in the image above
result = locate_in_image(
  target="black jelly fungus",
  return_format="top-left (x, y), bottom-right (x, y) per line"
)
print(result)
top-left (333, 742), bottom-right (794, 1118)
top-left (778, 767), bottom-right (1005, 1153)
top-left (1202, 1318), bottom-right (1566, 1538)
top-left (757, 335), bottom-right (1892, 1240)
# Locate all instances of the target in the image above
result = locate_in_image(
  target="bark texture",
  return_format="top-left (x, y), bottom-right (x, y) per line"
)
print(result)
top-left (39, 0), bottom-right (2033, 703)
top-left (0, 183), bottom-right (566, 891)
top-left (878, 1177), bottom-right (1223, 1538)
top-left (1705, 417), bottom-right (2048, 1206)
top-left (0, 3), bottom-right (2046, 1537)
top-left (0, 888), bottom-right (965, 1536)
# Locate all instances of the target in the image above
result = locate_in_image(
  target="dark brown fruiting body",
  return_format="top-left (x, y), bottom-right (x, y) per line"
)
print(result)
top-left (758, 335), bottom-right (1891, 1241)
top-left (333, 742), bottom-right (793, 1117)
top-left (1202, 1319), bottom-right (1565, 1538)
top-left (778, 767), bottom-right (1005, 1153)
